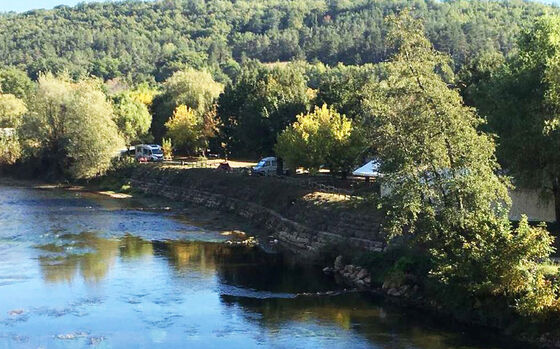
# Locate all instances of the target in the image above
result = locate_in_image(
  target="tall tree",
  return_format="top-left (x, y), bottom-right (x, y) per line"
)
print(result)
top-left (112, 92), bottom-right (152, 147)
top-left (19, 74), bottom-right (124, 179)
top-left (470, 16), bottom-right (560, 221)
top-left (217, 62), bottom-right (311, 157)
top-left (366, 11), bottom-right (557, 316)
top-left (151, 69), bottom-right (223, 142)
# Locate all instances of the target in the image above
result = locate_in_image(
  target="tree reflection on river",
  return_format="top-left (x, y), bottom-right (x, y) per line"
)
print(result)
top-left (35, 233), bottom-right (339, 294)
top-left (0, 184), bottom-right (537, 348)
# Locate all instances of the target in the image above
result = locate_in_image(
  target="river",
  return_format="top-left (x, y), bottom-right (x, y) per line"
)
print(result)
top-left (0, 184), bottom-right (536, 348)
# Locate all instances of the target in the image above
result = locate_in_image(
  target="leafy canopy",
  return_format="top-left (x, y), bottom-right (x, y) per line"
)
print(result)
top-left (19, 74), bottom-right (124, 179)
top-left (0, 93), bottom-right (27, 128)
top-left (0, 0), bottom-right (555, 82)
top-left (112, 92), bottom-right (152, 146)
top-left (218, 62), bottom-right (311, 157)
top-left (465, 15), bottom-right (560, 220)
top-left (151, 68), bottom-right (223, 142)
top-left (275, 104), bottom-right (363, 175)
top-left (165, 105), bottom-right (204, 154)
top-left (0, 66), bottom-right (34, 100)
top-left (367, 11), bottom-right (557, 316)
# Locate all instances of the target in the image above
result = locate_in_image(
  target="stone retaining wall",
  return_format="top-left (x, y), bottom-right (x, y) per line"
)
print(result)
top-left (131, 178), bottom-right (385, 258)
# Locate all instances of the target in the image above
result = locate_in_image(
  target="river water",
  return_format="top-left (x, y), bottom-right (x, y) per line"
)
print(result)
top-left (0, 184), bottom-right (536, 348)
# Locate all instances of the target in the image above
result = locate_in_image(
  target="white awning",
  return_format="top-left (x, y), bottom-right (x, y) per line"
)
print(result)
top-left (352, 160), bottom-right (381, 177)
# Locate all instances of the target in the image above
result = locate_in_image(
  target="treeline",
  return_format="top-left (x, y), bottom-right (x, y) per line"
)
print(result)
top-left (0, 0), bottom-right (556, 83)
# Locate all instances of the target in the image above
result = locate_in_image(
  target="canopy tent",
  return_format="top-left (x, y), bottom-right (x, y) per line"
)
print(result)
top-left (352, 160), bottom-right (381, 177)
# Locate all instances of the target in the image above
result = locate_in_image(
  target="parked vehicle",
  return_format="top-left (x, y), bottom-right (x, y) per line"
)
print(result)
top-left (135, 144), bottom-right (164, 162)
top-left (252, 157), bottom-right (290, 176)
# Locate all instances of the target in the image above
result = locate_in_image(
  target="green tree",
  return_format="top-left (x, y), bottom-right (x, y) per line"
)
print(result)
top-left (128, 83), bottom-right (158, 107)
top-left (0, 91), bottom-right (27, 166)
top-left (0, 67), bottom-right (34, 100)
top-left (315, 63), bottom-right (382, 120)
top-left (470, 16), bottom-right (560, 221)
top-left (151, 69), bottom-right (223, 142)
top-left (19, 74), bottom-right (124, 179)
top-left (218, 62), bottom-right (311, 156)
top-left (112, 92), bottom-right (152, 147)
top-left (275, 104), bottom-right (363, 175)
top-left (367, 11), bottom-right (557, 316)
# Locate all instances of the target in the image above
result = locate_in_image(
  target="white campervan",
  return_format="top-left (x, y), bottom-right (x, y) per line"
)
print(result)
top-left (135, 144), bottom-right (164, 162)
top-left (252, 157), bottom-right (290, 176)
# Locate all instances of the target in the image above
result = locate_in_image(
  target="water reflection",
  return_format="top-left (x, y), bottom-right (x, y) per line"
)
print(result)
top-left (221, 295), bottom-right (524, 349)
top-left (35, 233), bottom-right (336, 294)
top-left (0, 184), bottom-right (538, 348)
top-left (119, 234), bottom-right (154, 260)
top-left (37, 232), bottom-right (120, 283)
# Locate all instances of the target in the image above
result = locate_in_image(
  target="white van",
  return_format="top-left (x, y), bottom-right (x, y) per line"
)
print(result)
top-left (135, 144), bottom-right (164, 162)
top-left (252, 157), bottom-right (289, 176)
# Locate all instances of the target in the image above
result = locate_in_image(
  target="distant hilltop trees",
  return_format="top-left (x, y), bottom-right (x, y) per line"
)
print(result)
top-left (0, 0), bottom-right (556, 84)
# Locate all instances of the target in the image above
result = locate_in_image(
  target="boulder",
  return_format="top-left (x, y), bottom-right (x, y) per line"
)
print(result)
top-left (356, 268), bottom-right (369, 280)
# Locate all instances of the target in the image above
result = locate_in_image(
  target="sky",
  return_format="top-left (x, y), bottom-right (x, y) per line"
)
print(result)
top-left (0, 0), bottom-right (559, 12)
top-left (0, 0), bottom-right (124, 13)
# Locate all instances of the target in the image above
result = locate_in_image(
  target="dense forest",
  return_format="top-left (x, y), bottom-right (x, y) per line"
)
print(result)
top-left (0, 0), bottom-right (557, 83)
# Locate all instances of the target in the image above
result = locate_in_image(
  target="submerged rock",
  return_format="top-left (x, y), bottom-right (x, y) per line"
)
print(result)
top-left (55, 331), bottom-right (88, 340)
top-left (8, 309), bottom-right (24, 316)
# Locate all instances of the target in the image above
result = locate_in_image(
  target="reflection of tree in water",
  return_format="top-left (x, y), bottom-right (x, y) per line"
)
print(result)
top-left (221, 294), bottom-right (361, 331)
top-left (216, 257), bottom-right (338, 294)
top-left (36, 232), bottom-right (154, 284)
top-left (150, 240), bottom-right (339, 293)
top-left (220, 294), bottom-right (524, 349)
top-left (119, 234), bottom-right (153, 260)
top-left (152, 240), bottom-right (239, 276)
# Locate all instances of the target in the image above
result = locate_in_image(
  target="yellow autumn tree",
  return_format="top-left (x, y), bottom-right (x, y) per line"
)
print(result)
top-left (275, 104), bottom-right (363, 175)
top-left (165, 105), bottom-right (204, 154)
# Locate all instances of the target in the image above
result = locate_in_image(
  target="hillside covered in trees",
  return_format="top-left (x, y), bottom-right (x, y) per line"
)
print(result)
top-left (0, 0), bottom-right (557, 83)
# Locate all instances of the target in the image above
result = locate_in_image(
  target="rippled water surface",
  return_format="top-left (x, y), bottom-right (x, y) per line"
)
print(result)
top-left (0, 184), bottom-right (535, 348)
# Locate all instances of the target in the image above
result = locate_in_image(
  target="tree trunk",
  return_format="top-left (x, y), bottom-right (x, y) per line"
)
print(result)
top-left (552, 178), bottom-right (560, 223)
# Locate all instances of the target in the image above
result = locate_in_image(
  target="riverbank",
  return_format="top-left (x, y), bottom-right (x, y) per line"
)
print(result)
top-left (2, 165), bottom-right (560, 348)
top-left (130, 165), bottom-right (560, 348)
top-left (0, 180), bottom-right (529, 348)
